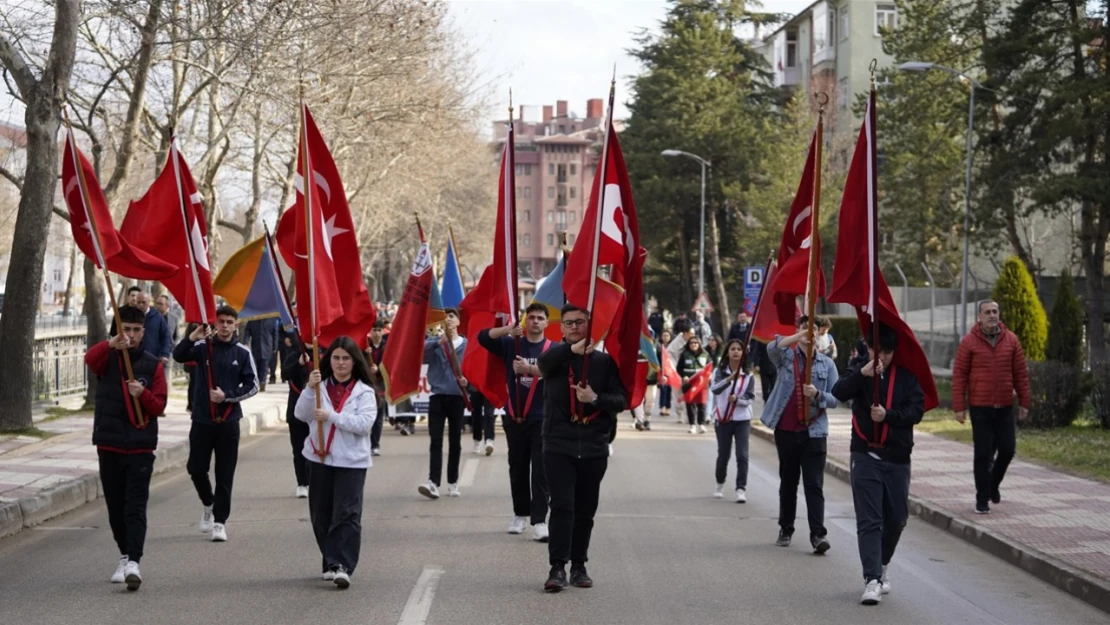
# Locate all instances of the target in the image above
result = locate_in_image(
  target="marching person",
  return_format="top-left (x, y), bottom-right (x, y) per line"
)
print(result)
top-left (283, 344), bottom-right (311, 498)
top-left (87, 305), bottom-right (168, 591)
top-left (477, 302), bottom-right (553, 542)
top-left (667, 326), bottom-right (693, 423)
top-left (760, 316), bottom-right (839, 554)
top-left (242, 316), bottom-right (280, 393)
top-left (417, 309), bottom-right (468, 500)
top-left (632, 342), bottom-right (658, 432)
top-left (538, 304), bottom-right (628, 592)
top-left (365, 320), bottom-right (388, 456)
top-left (136, 291), bottom-right (172, 369)
top-left (952, 299), bottom-right (1031, 514)
top-left (710, 339), bottom-right (755, 503)
top-left (173, 305), bottom-right (259, 542)
top-left (469, 389), bottom-right (497, 456)
top-left (727, 311), bottom-right (752, 343)
top-left (677, 336), bottom-right (711, 434)
top-left (832, 324), bottom-right (925, 606)
top-left (815, 316), bottom-right (838, 361)
top-left (656, 329), bottom-right (673, 419)
top-left (295, 336), bottom-right (377, 589)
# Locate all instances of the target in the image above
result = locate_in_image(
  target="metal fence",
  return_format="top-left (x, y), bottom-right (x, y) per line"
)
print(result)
top-left (33, 332), bottom-right (89, 403)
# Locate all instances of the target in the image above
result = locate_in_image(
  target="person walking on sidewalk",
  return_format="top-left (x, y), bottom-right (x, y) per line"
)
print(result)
top-left (173, 305), bottom-right (259, 542)
top-left (538, 304), bottom-right (628, 593)
top-left (295, 336), bottom-right (377, 589)
top-left (283, 344), bottom-right (311, 498)
top-left (761, 316), bottom-right (839, 554)
top-left (477, 302), bottom-right (554, 542)
top-left (677, 336), bottom-right (712, 434)
top-left (88, 305), bottom-right (168, 592)
top-left (951, 299), bottom-right (1031, 514)
top-left (832, 325), bottom-right (925, 606)
top-left (365, 320), bottom-right (388, 456)
top-left (710, 339), bottom-right (755, 503)
top-left (417, 309), bottom-right (468, 500)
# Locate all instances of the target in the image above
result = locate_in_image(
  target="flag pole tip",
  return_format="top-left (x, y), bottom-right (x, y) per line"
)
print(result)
top-left (813, 92), bottom-right (828, 111)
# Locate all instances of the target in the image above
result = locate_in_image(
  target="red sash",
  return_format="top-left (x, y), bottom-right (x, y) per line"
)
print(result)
top-left (852, 365), bottom-right (896, 449)
top-left (507, 339), bottom-right (552, 424)
top-left (568, 366), bottom-right (600, 425)
top-left (715, 371), bottom-right (751, 424)
top-left (309, 379), bottom-right (356, 457)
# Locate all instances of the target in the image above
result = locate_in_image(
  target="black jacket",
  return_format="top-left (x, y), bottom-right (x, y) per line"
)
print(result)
top-left (173, 335), bottom-right (259, 423)
top-left (92, 347), bottom-right (162, 451)
top-left (832, 364), bottom-right (925, 464)
top-left (282, 349), bottom-right (310, 422)
top-left (538, 343), bottom-right (628, 459)
top-left (242, 318), bottom-right (280, 363)
top-left (727, 321), bottom-right (751, 343)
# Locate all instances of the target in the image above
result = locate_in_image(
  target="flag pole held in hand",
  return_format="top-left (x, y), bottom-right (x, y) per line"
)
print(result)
top-left (298, 94), bottom-right (328, 460)
top-left (801, 93), bottom-right (827, 424)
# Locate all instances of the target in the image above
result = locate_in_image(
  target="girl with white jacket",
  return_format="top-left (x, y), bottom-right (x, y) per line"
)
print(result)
top-left (295, 336), bottom-right (377, 589)
top-left (710, 339), bottom-right (756, 503)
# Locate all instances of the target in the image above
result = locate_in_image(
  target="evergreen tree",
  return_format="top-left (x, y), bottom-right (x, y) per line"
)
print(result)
top-left (991, 256), bottom-right (1047, 361)
top-left (1046, 268), bottom-right (1084, 368)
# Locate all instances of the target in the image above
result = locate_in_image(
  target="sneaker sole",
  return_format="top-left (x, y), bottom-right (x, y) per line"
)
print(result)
top-left (212, 536), bottom-right (227, 542)
top-left (974, 509), bottom-right (991, 515)
top-left (861, 597), bottom-right (880, 606)
top-left (544, 582), bottom-right (567, 593)
top-left (533, 536), bottom-right (549, 543)
top-left (571, 580), bottom-right (593, 588)
top-left (485, 447), bottom-right (494, 456)
top-left (508, 529), bottom-right (524, 535)
top-left (813, 542), bottom-right (831, 555)
top-left (334, 577), bottom-right (350, 589)
top-left (418, 486), bottom-right (439, 500)
top-left (125, 574), bottom-right (141, 591)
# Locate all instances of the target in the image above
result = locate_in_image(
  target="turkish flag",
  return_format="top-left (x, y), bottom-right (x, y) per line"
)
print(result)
top-left (120, 140), bottom-right (216, 323)
top-left (62, 130), bottom-right (176, 281)
top-left (828, 91), bottom-right (938, 411)
top-left (750, 261), bottom-right (802, 343)
top-left (380, 224), bottom-right (441, 404)
top-left (660, 346), bottom-right (682, 391)
top-left (767, 132), bottom-right (825, 326)
top-left (682, 363), bottom-right (713, 404)
top-left (276, 106), bottom-right (375, 348)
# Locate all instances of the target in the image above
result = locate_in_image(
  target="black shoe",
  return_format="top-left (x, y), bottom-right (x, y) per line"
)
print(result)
top-left (974, 503), bottom-right (991, 515)
top-left (991, 487), bottom-right (1001, 505)
top-left (811, 535), bottom-right (831, 555)
top-left (569, 563), bottom-right (593, 588)
top-left (643, 421), bottom-right (652, 431)
top-left (634, 420), bottom-right (644, 431)
top-left (400, 425), bottom-right (409, 436)
top-left (544, 565), bottom-right (568, 593)
top-left (776, 529), bottom-right (792, 547)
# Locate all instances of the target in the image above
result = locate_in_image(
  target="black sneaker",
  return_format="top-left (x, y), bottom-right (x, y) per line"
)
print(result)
top-left (544, 565), bottom-right (568, 593)
top-left (991, 487), bottom-right (1001, 505)
top-left (569, 563), bottom-right (593, 588)
top-left (399, 425), bottom-right (409, 436)
top-left (643, 421), bottom-right (652, 431)
top-left (974, 503), bottom-right (991, 515)
top-left (776, 529), bottom-right (792, 547)
top-left (811, 535), bottom-right (831, 555)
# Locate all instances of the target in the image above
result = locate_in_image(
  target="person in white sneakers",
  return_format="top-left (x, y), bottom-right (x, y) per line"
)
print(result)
top-left (677, 337), bottom-right (711, 434)
top-left (418, 309), bottom-right (468, 500)
top-left (710, 339), bottom-right (755, 503)
top-left (87, 305), bottom-right (168, 592)
top-left (295, 336), bottom-right (377, 590)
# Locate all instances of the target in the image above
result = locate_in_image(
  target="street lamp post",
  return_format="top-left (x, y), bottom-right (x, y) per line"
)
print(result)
top-left (661, 149), bottom-right (710, 298)
top-left (898, 61), bottom-right (984, 337)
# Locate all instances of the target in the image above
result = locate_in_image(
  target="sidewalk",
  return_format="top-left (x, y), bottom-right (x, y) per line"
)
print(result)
top-left (0, 389), bottom-right (289, 539)
top-left (753, 408), bottom-right (1110, 613)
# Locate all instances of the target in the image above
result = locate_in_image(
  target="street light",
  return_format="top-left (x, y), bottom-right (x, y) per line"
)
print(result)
top-left (661, 149), bottom-right (710, 298)
top-left (898, 61), bottom-right (984, 337)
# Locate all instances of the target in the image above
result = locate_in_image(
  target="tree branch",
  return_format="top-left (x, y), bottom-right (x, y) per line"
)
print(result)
top-left (0, 162), bottom-right (22, 190)
top-left (0, 31), bottom-right (36, 97)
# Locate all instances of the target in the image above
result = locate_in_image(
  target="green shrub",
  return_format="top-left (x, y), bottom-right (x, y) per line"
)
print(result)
top-left (1024, 361), bottom-right (1085, 429)
top-left (826, 315), bottom-right (863, 371)
top-left (1090, 367), bottom-right (1110, 430)
top-left (1045, 268), bottom-right (1084, 367)
top-left (991, 257), bottom-right (1047, 361)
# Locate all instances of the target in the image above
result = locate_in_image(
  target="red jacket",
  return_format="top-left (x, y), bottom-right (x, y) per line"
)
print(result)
top-left (951, 323), bottom-right (1031, 413)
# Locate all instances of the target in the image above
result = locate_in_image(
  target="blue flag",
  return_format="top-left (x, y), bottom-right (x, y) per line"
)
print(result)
top-left (212, 234), bottom-right (295, 329)
top-left (441, 232), bottom-right (466, 309)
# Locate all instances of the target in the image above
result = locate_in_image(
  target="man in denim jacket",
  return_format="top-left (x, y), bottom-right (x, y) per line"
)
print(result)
top-left (760, 316), bottom-right (839, 554)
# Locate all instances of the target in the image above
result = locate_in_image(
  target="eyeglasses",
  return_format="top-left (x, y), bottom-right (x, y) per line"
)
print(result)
top-left (561, 319), bottom-right (587, 328)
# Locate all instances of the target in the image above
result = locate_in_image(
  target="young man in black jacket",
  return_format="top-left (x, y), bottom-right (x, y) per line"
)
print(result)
top-left (282, 343), bottom-right (311, 499)
top-left (538, 304), bottom-right (628, 592)
top-left (87, 305), bottom-right (168, 591)
top-left (173, 305), bottom-right (259, 543)
top-left (831, 324), bottom-right (925, 606)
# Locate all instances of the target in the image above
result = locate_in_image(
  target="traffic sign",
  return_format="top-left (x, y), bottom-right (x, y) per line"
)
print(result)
top-left (692, 292), bottom-right (714, 313)
top-left (743, 266), bottom-right (764, 316)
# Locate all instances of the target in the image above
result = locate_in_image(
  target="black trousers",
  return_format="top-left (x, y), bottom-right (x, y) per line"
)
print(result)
top-left (252, 354), bottom-right (270, 389)
top-left (759, 370), bottom-right (777, 402)
top-left (544, 451), bottom-right (608, 566)
top-left (970, 406), bottom-right (1016, 505)
top-left (851, 452), bottom-right (910, 582)
top-left (187, 420), bottom-right (241, 523)
top-left (288, 418), bottom-right (310, 487)
top-left (308, 462), bottom-right (367, 574)
top-left (370, 393), bottom-right (385, 449)
top-left (98, 450), bottom-right (155, 562)
top-left (774, 429), bottom-right (827, 538)
top-left (428, 394), bottom-right (465, 486)
top-left (470, 391), bottom-right (496, 442)
top-left (505, 420), bottom-right (548, 524)
top-left (715, 420), bottom-right (750, 490)
top-left (686, 401), bottom-right (706, 425)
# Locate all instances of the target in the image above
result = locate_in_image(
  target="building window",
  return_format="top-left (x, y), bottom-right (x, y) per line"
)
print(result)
top-left (570, 211), bottom-right (576, 223)
top-left (547, 187), bottom-right (554, 199)
top-left (558, 125), bottom-right (566, 134)
top-left (875, 5), bottom-right (897, 35)
top-left (569, 187), bottom-right (576, 199)
top-left (524, 210), bottom-right (531, 222)
top-left (524, 187), bottom-right (531, 199)
top-left (786, 31), bottom-right (798, 68)
top-left (840, 8), bottom-right (849, 41)
top-left (524, 163), bottom-right (532, 176)
top-left (838, 77), bottom-right (849, 110)
top-left (569, 234), bottom-right (576, 245)
top-left (523, 234), bottom-right (531, 247)
top-left (570, 163), bottom-right (577, 176)
top-left (547, 210), bottom-right (554, 222)
top-left (547, 234), bottom-right (555, 246)
top-left (548, 163), bottom-right (555, 175)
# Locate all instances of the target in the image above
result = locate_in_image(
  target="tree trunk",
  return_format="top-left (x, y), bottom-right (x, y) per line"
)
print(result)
top-left (0, 0), bottom-right (79, 431)
top-left (707, 204), bottom-right (730, 333)
top-left (81, 259), bottom-right (106, 408)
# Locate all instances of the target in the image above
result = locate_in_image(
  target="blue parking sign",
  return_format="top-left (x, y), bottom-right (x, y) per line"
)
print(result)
top-left (743, 267), bottom-right (764, 316)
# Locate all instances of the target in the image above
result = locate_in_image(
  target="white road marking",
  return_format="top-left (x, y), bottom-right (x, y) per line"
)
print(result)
top-left (459, 458), bottom-right (479, 487)
top-left (397, 565), bottom-right (445, 625)
top-left (31, 526), bottom-right (96, 531)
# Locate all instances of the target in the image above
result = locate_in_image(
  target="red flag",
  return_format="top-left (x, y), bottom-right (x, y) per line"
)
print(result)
top-left (682, 363), bottom-right (713, 404)
top-left (120, 140), bottom-right (216, 323)
top-left (660, 346), bottom-right (682, 390)
top-left (827, 90), bottom-right (938, 411)
top-left (276, 107), bottom-right (375, 348)
top-left (750, 261), bottom-right (802, 343)
top-left (62, 131), bottom-right (176, 281)
top-left (767, 132), bottom-right (825, 326)
top-left (380, 223), bottom-right (442, 404)
top-left (563, 92), bottom-right (645, 398)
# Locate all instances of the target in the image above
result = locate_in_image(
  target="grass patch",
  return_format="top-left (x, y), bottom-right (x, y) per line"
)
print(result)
top-left (41, 406), bottom-right (89, 422)
top-left (919, 409), bottom-right (1110, 484)
top-left (2, 427), bottom-right (55, 439)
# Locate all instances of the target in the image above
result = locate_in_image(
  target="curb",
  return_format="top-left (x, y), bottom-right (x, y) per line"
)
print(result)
top-left (0, 402), bottom-right (285, 540)
top-left (750, 424), bottom-right (1110, 614)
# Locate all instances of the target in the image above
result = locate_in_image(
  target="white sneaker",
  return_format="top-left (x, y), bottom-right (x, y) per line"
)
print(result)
top-left (473, 441), bottom-right (483, 455)
top-left (111, 556), bottom-right (128, 583)
top-left (124, 561), bottom-right (142, 591)
top-left (532, 522), bottom-right (549, 542)
top-left (714, 484), bottom-right (724, 499)
top-left (323, 569), bottom-right (336, 581)
top-left (508, 516), bottom-right (528, 535)
top-left (295, 486), bottom-right (309, 499)
top-left (697, 424), bottom-right (707, 434)
top-left (199, 505), bottom-right (214, 533)
top-left (371, 447), bottom-right (381, 456)
top-left (861, 579), bottom-right (882, 605)
top-left (333, 567), bottom-right (351, 589)
top-left (418, 481), bottom-right (440, 500)
top-left (736, 488), bottom-right (747, 504)
top-left (211, 523), bottom-right (227, 542)
top-left (608, 444), bottom-right (614, 457)
top-left (689, 425), bottom-right (697, 434)
top-left (484, 439), bottom-right (495, 456)
top-left (880, 566), bottom-right (891, 594)
top-left (446, 483), bottom-right (460, 497)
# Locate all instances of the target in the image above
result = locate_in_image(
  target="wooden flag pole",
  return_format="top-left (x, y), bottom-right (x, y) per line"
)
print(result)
top-left (581, 72), bottom-right (617, 382)
top-left (63, 114), bottom-right (146, 427)
top-left (505, 93), bottom-right (524, 420)
top-left (801, 93), bottom-right (828, 424)
top-left (299, 96), bottom-right (327, 460)
top-left (868, 61), bottom-right (882, 404)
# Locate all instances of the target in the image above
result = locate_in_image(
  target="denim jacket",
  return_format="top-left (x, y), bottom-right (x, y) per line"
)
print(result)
top-left (758, 335), bottom-right (839, 438)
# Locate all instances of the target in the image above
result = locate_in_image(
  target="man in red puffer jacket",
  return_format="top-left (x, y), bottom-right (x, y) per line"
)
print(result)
top-left (951, 299), bottom-right (1031, 515)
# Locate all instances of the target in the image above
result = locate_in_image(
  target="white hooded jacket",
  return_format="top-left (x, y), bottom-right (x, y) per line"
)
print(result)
top-left (295, 379), bottom-right (377, 469)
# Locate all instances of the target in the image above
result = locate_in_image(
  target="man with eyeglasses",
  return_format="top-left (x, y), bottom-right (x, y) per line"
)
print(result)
top-left (538, 304), bottom-right (628, 593)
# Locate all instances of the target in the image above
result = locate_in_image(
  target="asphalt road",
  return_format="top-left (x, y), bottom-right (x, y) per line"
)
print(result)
top-left (1, 418), bottom-right (1106, 625)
